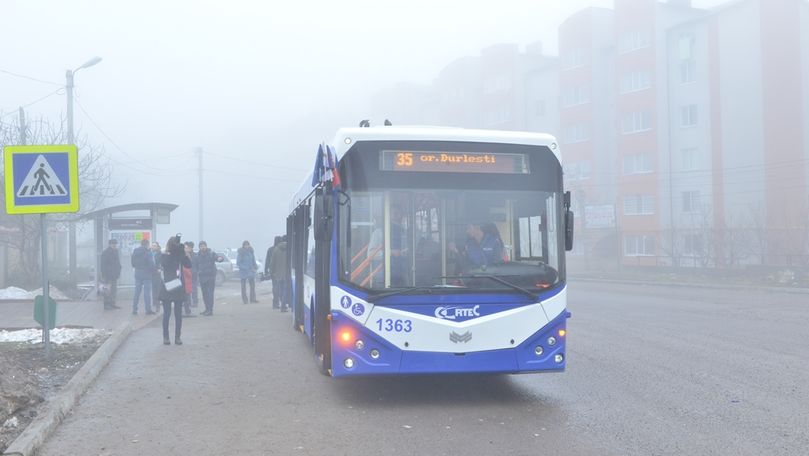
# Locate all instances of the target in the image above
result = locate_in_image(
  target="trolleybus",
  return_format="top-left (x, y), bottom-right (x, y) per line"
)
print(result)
top-left (285, 125), bottom-right (573, 377)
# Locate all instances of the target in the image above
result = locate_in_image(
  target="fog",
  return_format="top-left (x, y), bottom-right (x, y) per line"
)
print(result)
top-left (3, 0), bottom-right (807, 285)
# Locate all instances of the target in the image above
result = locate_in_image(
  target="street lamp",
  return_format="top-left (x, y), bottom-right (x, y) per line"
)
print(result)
top-left (65, 57), bottom-right (102, 287)
top-left (66, 56), bottom-right (102, 143)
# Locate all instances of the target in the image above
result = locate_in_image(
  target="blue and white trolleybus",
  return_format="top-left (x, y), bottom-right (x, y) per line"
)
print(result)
top-left (285, 125), bottom-right (574, 377)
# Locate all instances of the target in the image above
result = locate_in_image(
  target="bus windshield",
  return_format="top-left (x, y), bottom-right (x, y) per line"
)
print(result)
top-left (339, 188), bottom-right (564, 295)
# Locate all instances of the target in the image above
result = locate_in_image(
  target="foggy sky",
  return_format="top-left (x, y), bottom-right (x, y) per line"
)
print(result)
top-left (1, 0), bottom-right (730, 252)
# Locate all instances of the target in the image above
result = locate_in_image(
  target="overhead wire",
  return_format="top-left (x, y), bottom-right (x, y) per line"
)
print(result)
top-left (72, 96), bottom-right (184, 175)
top-left (1, 88), bottom-right (64, 118)
top-left (0, 68), bottom-right (63, 87)
top-left (204, 150), bottom-right (308, 172)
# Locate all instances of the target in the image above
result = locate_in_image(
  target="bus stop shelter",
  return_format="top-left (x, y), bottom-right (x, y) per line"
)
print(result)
top-left (76, 202), bottom-right (178, 293)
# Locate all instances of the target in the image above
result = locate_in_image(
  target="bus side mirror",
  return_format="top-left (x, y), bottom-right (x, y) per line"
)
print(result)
top-left (314, 188), bottom-right (333, 242)
top-left (565, 210), bottom-right (574, 251)
top-left (563, 191), bottom-right (574, 251)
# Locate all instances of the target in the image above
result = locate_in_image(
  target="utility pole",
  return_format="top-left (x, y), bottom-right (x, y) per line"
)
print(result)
top-left (198, 147), bottom-right (204, 241)
top-left (18, 107), bottom-right (27, 145)
top-left (66, 69), bottom-right (78, 287)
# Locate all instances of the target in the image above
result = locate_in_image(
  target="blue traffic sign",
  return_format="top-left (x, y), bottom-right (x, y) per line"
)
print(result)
top-left (4, 145), bottom-right (79, 214)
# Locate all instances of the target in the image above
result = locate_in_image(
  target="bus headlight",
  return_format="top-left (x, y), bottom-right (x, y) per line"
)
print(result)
top-left (370, 349), bottom-right (380, 360)
top-left (355, 340), bottom-right (365, 350)
top-left (344, 358), bottom-right (355, 369)
top-left (554, 354), bottom-right (564, 363)
top-left (534, 346), bottom-right (544, 356)
top-left (547, 336), bottom-right (557, 346)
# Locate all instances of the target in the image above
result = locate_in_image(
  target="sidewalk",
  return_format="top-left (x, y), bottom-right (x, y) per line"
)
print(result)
top-left (0, 289), bottom-right (156, 331)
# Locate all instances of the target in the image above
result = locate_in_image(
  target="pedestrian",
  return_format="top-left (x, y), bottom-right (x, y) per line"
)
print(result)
top-left (160, 235), bottom-right (192, 345)
top-left (182, 242), bottom-right (195, 317)
top-left (269, 236), bottom-right (288, 311)
top-left (185, 241), bottom-right (200, 308)
top-left (100, 238), bottom-right (122, 310)
top-left (196, 241), bottom-right (225, 316)
top-left (237, 240), bottom-right (259, 304)
top-left (131, 239), bottom-right (156, 315)
top-left (150, 242), bottom-right (163, 313)
top-left (264, 236), bottom-right (280, 281)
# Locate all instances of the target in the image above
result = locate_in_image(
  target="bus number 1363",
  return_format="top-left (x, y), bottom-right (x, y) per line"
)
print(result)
top-left (376, 318), bottom-right (413, 333)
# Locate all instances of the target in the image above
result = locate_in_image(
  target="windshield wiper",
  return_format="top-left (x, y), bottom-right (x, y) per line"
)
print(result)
top-left (367, 285), bottom-right (461, 303)
top-left (441, 275), bottom-right (537, 301)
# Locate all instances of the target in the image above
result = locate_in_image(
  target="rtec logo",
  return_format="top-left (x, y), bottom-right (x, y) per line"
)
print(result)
top-left (434, 305), bottom-right (481, 320)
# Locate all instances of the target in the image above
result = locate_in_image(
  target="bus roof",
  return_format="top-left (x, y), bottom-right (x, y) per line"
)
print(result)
top-left (290, 126), bottom-right (560, 211)
top-left (330, 126), bottom-right (559, 161)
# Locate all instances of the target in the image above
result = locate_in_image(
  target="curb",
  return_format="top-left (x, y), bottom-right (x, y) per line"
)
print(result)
top-left (2, 314), bottom-right (155, 456)
top-left (570, 276), bottom-right (809, 295)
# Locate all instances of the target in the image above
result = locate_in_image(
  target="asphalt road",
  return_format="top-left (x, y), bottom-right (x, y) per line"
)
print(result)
top-left (36, 281), bottom-right (809, 456)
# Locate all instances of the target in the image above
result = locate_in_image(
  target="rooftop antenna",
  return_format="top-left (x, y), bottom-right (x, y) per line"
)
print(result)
top-left (359, 119), bottom-right (370, 128)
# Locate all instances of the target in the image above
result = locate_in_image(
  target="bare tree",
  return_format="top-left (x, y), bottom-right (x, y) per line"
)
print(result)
top-left (0, 113), bottom-right (122, 288)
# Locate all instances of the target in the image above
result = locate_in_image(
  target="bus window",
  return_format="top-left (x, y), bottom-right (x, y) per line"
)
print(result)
top-left (340, 189), bottom-right (562, 293)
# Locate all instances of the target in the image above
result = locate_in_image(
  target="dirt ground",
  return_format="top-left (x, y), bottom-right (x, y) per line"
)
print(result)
top-left (0, 335), bottom-right (108, 452)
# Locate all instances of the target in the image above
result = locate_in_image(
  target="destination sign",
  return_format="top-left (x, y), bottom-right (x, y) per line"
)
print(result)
top-left (380, 150), bottom-right (530, 174)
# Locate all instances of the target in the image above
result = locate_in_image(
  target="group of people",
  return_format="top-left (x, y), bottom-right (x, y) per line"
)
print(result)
top-left (100, 236), bottom-right (226, 345)
top-left (98, 235), bottom-right (290, 345)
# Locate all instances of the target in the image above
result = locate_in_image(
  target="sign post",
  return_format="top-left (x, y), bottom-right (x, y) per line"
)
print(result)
top-left (4, 144), bottom-right (80, 355)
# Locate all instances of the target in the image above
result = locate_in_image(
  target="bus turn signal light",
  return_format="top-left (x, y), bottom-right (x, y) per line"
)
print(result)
top-left (339, 330), bottom-right (352, 344)
top-left (558, 329), bottom-right (566, 337)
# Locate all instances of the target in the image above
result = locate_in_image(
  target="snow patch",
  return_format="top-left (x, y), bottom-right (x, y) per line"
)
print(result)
top-left (2, 416), bottom-right (19, 429)
top-left (0, 328), bottom-right (110, 344)
top-left (0, 286), bottom-right (68, 300)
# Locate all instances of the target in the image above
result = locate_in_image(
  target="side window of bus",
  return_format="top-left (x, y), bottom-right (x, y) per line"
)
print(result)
top-left (305, 201), bottom-right (316, 277)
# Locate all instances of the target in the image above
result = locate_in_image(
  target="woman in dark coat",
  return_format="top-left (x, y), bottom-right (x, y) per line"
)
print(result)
top-left (160, 235), bottom-right (192, 345)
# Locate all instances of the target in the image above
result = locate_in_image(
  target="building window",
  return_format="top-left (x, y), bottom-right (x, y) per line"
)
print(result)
top-left (620, 71), bottom-right (652, 93)
top-left (679, 34), bottom-right (696, 60)
top-left (563, 124), bottom-right (589, 144)
top-left (620, 31), bottom-right (651, 54)
top-left (624, 194), bottom-right (655, 215)
top-left (565, 161), bottom-right (592, 181)
top-left (682, 190), bottom-right (701, 213)
top-left (483, 74), bottom-right (511, 95)
top-left (535, 100), bottom-right (546, 116)
top-left (623, 153), bottom-right (653, 174)
top-left (561, 48), bottom-right (588, 70)
top-left (624, 234), bottom-right (656, 256)
top-left (680, 60), bottom-right (696, 84)
top-left (621, 111), bottom-right (652, 134)
top-left (681, 147), bottom-right (699, 171)
top-left (484, 108), bottom-right (511, 126)
top-left (683, 233), bottom-right (703, 256)
top-left (681, 104), bottom-right (698, 127)
top-left (561, 85), bottom-right (590, 107)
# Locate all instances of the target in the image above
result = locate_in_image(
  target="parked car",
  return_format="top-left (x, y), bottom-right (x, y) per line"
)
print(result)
top-left (211, 248), bottom-right (234, 286)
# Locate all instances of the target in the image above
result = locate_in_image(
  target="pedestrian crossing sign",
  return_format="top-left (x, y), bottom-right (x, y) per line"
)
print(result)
top-left (4, 144), bottom-right (80, 214)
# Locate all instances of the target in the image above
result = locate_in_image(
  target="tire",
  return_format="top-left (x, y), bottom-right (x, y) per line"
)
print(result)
top-left (215, 271), bottom-right (225, 287)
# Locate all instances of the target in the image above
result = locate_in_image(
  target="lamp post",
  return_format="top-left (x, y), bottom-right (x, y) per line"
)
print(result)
top-left (66, 57), bottom-right (102, 287)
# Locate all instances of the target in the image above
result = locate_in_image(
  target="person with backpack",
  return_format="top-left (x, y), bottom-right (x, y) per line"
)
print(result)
top-left (131, 238), bottom-right (156, 315)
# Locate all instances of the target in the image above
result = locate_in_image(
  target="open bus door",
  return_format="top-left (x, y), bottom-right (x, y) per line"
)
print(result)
top-left (313, 186), bottom-right (333, 375)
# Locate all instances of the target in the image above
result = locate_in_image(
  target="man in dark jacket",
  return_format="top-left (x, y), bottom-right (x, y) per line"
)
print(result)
top-left (265, 236), bottom-right (280, 279)
top-left (196, 241), bottom-right (225, 316)
top-left (131, 239), bottom-right (156, 315)
top-left (100, 238), bottom-right (122, 310)
top-left (269, 238), bottom-right (288, 312)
